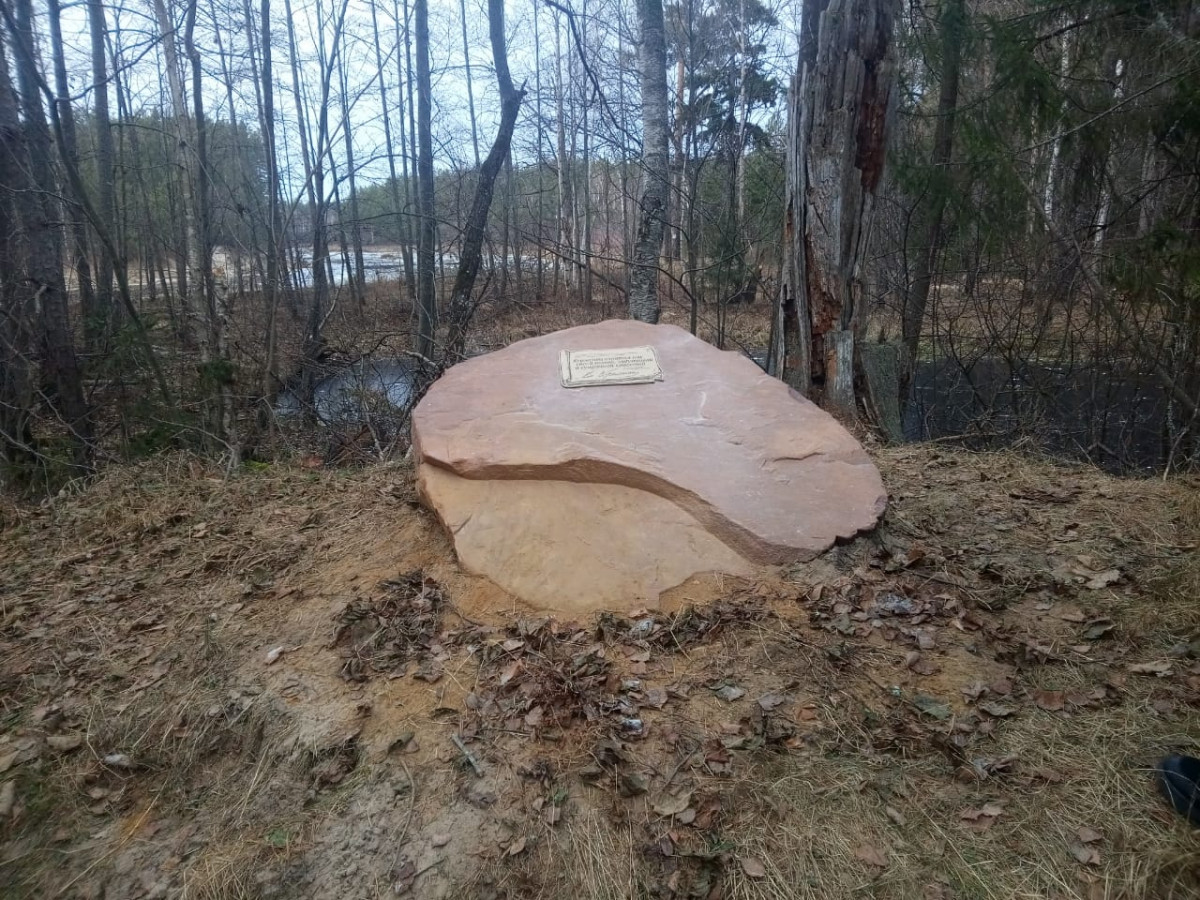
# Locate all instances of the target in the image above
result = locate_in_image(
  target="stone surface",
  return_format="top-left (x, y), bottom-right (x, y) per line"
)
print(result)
top-left (413, 319), bottom-right (886, 609)
top-left (419, 466), bottom-right (753, 614)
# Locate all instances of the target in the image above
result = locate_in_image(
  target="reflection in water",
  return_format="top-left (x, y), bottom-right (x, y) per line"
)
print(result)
top-left (275, 357), bottom-right (417, 425)
top-left (905, 357), bottom-right (1173, 473)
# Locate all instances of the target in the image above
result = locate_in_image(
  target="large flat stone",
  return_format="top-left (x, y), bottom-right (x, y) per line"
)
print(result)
top-left (418, 465), bottom-right (754, 613)
top-left (414, 320), bottom-right (885, 568)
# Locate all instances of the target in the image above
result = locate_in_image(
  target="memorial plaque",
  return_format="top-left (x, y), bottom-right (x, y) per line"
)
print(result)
top-left (559, 346), bottom-right (664, 388)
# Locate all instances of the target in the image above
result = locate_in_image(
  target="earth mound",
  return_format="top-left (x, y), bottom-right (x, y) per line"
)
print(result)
top-left (412, 320), bottom-right (886, 611)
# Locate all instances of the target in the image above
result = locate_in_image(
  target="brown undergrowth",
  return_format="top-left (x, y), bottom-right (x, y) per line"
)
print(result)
top-left (0, 446), bottom-right (1197, 899)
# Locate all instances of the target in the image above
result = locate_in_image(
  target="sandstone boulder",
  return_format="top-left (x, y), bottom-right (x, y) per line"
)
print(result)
top-left (413, 320), bottom-right (886, 611)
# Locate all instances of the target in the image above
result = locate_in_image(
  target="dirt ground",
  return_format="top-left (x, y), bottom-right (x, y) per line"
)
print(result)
top-left (1, 444), bottom-right (1198, 899)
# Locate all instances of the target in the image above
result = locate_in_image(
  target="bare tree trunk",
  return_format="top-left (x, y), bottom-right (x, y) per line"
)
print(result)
top-left (87, 0), bottom-right (116, 329)
top-left (580, 0), bottom-right (593, 303)
top-left (444, 0), bottom-right (526, 359)
top-left (900, 0), bottom-right (963, 404)
top-left (460, 0), bottom-right (481, 169)
top-left (371, 1), bottom-right (414, 300)
top-left (152, 0), bottom-right (204, 349)
top-left (0, 29), bottom-right (38, 479)
top-left (734, 0), bottom-right (749, 230)
top-left (414, 0), bottom-right (437, 357)
top-left (617, 17), bottom-right (633, 274)
top-left (249, 0), bottom-right (285, 403)
top-left (533, 0), bottom-right (545, 301)
top-left (783, 0), bottom-right (898, 420)
top-left (629, 0), bottom-right (669, 323)
top-left (553, 12), bottom-right (573, 292)
top-left (390, 0), bottom-right (417, 304)
top-left (11, 0), bottom-right (92, 466)
top-left (508, 150), bottom-right (522, 295)
top-left (1091, 59), bottom-right (1124, 274)
top-left (402, 0), bottom-right (420, 315)
top-left (671, 51), bottom-right (686, 262)
top-left (184, 0), bottom-right (235, 453)
top-left (47, 0), bottom-right (97, 346)
top-left (338, 48), bottom-right (365, 306)
top-left (1041, 19), bottom-right (1071, 226)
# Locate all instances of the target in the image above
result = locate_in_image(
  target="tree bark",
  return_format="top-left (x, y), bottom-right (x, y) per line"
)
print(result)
top-left (151, 0), bottom-right (206, 349)
top-left (12, 0), bottom-right (92, 466)
top-left (783, 0), bottom-right (898, 421)
top-left (0, 28), bottom-right (37, 479)
top-left (444, 0), bottom-right (526, 360)
top-left (86, 0), bottom-right (116, 328)
top-left (336, 46), bottom-right (365, 305)
top-left (899, 0), bottom-right (963, 404)
top-left (184, 0), bottom-right (235, 453)
top-left (47, 0), bottom-right (97, 344)
top-left (371, 1), bottom-right (414, 301)
top-left (553, 13), bottom-right (573, 292)
top-left (414, 0), bottom-right (438, 358)
top-left (629, 0), bottom-right (669, 323)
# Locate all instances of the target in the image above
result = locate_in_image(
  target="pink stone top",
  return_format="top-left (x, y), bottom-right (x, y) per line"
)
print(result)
top-left (412, 320), bottom-right (886, 563)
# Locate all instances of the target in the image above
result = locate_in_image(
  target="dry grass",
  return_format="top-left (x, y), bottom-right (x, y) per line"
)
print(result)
top-left (0, 445), bottom-right (1198, 899)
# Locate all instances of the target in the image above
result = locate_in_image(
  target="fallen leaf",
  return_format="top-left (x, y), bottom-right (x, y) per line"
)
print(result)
top-left (1034, 690), bottom-right (1066, 712)
top-left (46, 734), bottom-right (82, 753)
top-left (1129, 660), bottom-right (1173, 677)
top-left (715, 685), bottom-right (746, 702)
top-left (103, 753), bottom-right (134, 769)
top-left (506, 836), bottom-right (527, 856)
top-left (854, 843), bottom-right (889, 867)
top-left (739, 857), bottom-right (767, 879)
top-left (962, 681), bottom-right (988, 701)
top-left (989, 678), bottom-right (1013, 696)
top-left (0, 781), bottom-right (14, 819)
top-left (1084, 569), bottom-right (1121, 590)
top-left (413, 660), bottom-right (443, 683)
top-left (979, 701), bottom-right (1016, 718)
top-left (692, 797), bottom-right (722, 830)
top-left (913, 695), bottom-right (951, 720)
top-left (886, 806), bottom-right (906, 826)
top-left (544, 804), bottom-right (561, 825)
top-left (1069, 840), bottom-right (1101, 866)
top-left (392, 860), bottom-right (417, 894)
top-left (264, 645), bottom-right (284, 665)
top-left (1082, 619), bottom-right (1115, 641)
top-left (652, 791), bottom-right (693, 817)
top-left (1077, 826), bottom-right (1103, 844)
top-left (960, 803), bottom-right (1003, 832)
top-left (619, 773), bottom-right (649, 797)
top-left (1029, 767), bottom-right (1065, 784)
top-left (499, 660), bottom-right (520, 686)
top-left (1052, 606), bottom-right (1088, 623)
top-left (908, 653), bottom-right (940, 676)
top-left (643, 687), bottom-right (668, 709)
top-left (757, 692), bottom-right (787, 711)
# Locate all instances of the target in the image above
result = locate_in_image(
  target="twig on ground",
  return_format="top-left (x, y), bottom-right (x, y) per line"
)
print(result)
top-left (451, 733), bottom-right (484, 777)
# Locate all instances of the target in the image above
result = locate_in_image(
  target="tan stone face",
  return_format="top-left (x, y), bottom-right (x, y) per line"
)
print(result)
top-left (413, 319), bottom-right (886, 612)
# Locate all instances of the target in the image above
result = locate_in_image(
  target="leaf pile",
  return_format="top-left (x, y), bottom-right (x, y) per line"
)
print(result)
top-left (467, 617), bottom-right (615, 733)
top-left (331, 571), bottom-right (446, 681)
